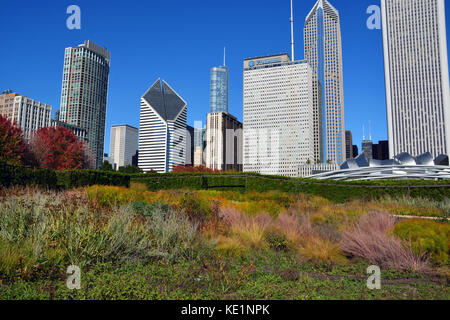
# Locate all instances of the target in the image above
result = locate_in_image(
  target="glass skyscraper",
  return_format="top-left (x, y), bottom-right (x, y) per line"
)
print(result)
top-left (210, 66), bottom-right (229, 113)
top-left (59, 40), bottom-right (111, 169)
top-left (304, 0), bottom-right (346, 164)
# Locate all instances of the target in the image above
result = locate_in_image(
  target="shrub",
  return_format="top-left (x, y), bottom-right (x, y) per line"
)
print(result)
top-left (341, 212), bottom-right (429, 272)
top-left (264, 228), bottom-right (288, 251)
top-left (298, 237), bottom-right (347, 266)
top-left (392, 219), bottom-right (449, 265)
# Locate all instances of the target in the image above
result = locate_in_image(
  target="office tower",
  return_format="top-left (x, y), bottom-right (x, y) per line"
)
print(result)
top-left (352, 145), bottom-right (359, 158)
top-left (59, 40), bottom-right (111, 169)
top-left (194, 124), bottom-right (206, 167)
top-left (381, 0), bottom-right (450, 158)
top-left (206, 112), bottom-right (243, 171)
top-left (243, 54), bottom-right (314, 177)
top-left (362, 139), bottom-right (373, 161)
top-left (210, 50), bottom-right (229, 113)
top-left (0, 91), bottom-right (51, 140)
top-left (186, 125), bottom-right (194, 166)
top-left (109, 125), bottom-right (139, 170)
top-left (51, 119), bottom-right (88, 143)
top-left (372, 140), bottom-right (389, 161)
top-left (138, 79), bottom-right (187, 173)
top-left (304, 0), bottom-right (346, 164)
top-left (345, 131), bottom-right (353, 159)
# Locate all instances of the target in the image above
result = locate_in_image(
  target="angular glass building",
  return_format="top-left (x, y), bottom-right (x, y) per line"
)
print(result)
top-left (210, 67), bottom-right (229, 113)
top-left (138, 79), bottom-right (187, 173)
top-left (59, 40), bottom-right (111, 169)
top-left (304, 0), bottom-right (346, 164)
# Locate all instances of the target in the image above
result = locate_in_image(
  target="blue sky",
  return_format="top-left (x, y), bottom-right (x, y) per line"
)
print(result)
top-left (0, 0), bottom-right (449, 154)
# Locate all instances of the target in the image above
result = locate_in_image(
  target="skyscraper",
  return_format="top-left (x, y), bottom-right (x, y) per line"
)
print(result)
top-left (59, 40), bottom-right (111, 169)
top-left (243, 54), bottom-right (314, 177)
top-left (304, 0), bottom-right (346, 164)
top-left (345, 130), bottom-right (353, 159)
top-left (381, 0), bottom-right (450, 158)
top-left (194, 124), bottom-right (206, 167)
top-left (206, 112), bottom-right (243, 172)
top-left (210, 52), bottom-right (229, 113)
top-left (0, 91), bottom-right (52, 141)
top-left (109, 125), bottom-right (139, 170)
top-left (138, 79), bottom-right (187, 173)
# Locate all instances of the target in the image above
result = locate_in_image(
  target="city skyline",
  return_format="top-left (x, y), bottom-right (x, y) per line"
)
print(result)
top-left (0, 0), bottom-right (449, 156)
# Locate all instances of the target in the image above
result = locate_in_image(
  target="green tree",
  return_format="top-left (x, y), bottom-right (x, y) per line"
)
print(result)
top-left (100, 160), bottom-right (114, 171)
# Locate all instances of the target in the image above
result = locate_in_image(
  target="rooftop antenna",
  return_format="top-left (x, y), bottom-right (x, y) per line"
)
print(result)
top-left (363, 125), bottom-right (366, 141)
top-left (290, 0), bottom-right (295, 61)
top-left (369, 120), bottom-right (372, 141)
top-left (223, 47), bottom-right (226, 67)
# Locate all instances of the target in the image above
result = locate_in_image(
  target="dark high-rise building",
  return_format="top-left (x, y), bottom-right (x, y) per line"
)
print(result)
top-left (345, 131), bottom-right (353, 159)
top-left (352, 145), bottom-right (359, 158)
top-left (362, 140), bottom-right (373, 161)
top-left (59, 40), bottom-right (111, 169)
top-left (372, 140), bottom-right (389, 160)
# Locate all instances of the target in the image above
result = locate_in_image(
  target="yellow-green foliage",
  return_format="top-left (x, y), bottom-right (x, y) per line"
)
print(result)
top-left (298, 237), bottom-right (347, 266)
top-left (392, 219), bottom-right (449, 265)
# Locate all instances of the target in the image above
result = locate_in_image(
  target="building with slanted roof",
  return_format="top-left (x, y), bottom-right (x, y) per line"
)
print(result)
top-left (138, 79), bottom-right (187, 173)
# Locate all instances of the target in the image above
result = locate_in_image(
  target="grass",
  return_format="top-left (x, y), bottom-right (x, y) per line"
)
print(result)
top-left (0, 184), bottom-right (448, 300)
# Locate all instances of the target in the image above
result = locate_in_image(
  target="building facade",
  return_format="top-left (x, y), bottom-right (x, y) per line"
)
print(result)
top-left (372, 140), bottom-right (389, 161)
top-left (345, 131), bottom-right (353, 159)
top-left (138, 79), bottom-right (187, 173)
top-left (194, 124), bottom-right (206, 167)
top-left (109, 125), bottom-right (139, 170)
top-left (51, 120), bottom-right (88, 143)
top-left (186, 125), bottom-right (194, 166)
top-left (243, 54), bottom-right (314, 177)
top-left (206, 112), bottom-right (243, 172)
top-left (0, 91), bottom-right (52, 141)
top-left (59, 40), bottom-right (111, 169)
top-left (381, 0), bottom-right (450, 158)
top-left (298, 163), bottom-right (340, 178)
top-left (304, 0), bottom-right (346, 164)
top-left (210, 67), bottom-right (229, 113)
top-left (362, 140), bottom-right (373, 161)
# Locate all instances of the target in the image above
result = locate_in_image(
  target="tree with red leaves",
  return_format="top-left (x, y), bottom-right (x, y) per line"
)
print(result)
top-left (0, 115), bottom-right (28, 166)
top-left (30, 126), bottom-right (92, 170)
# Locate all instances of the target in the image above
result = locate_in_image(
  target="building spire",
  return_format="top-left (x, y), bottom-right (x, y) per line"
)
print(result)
top-left (223, 47), bottom-right (226, 67)
top-left (290, 0), bottom-right (295, 61)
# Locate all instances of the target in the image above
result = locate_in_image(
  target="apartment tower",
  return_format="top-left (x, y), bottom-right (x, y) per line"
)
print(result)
top-left (59, 40), bottom-right (111, 169)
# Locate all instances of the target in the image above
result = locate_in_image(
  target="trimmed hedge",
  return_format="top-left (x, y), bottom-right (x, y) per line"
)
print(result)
top-left (0, 164), bottom-right (130, 189)
top-left (0, 165), bottom-right (57, 189)
top-left (56, 170), bottom-right (130, 189)
top-left (131, 173), bottom-right (450, 203)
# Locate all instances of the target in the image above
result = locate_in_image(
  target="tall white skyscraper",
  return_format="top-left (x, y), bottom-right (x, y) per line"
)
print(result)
top-left (109, 125), bottom-right (138, 170)
top-left (381, 0), bottom-right (450, 158)
top-left (138, 79), bottom-right (187, 173)
top-left (304, 0), bottom-right (346, 164)
top-left (243, 54), bottom-right (314, 177)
